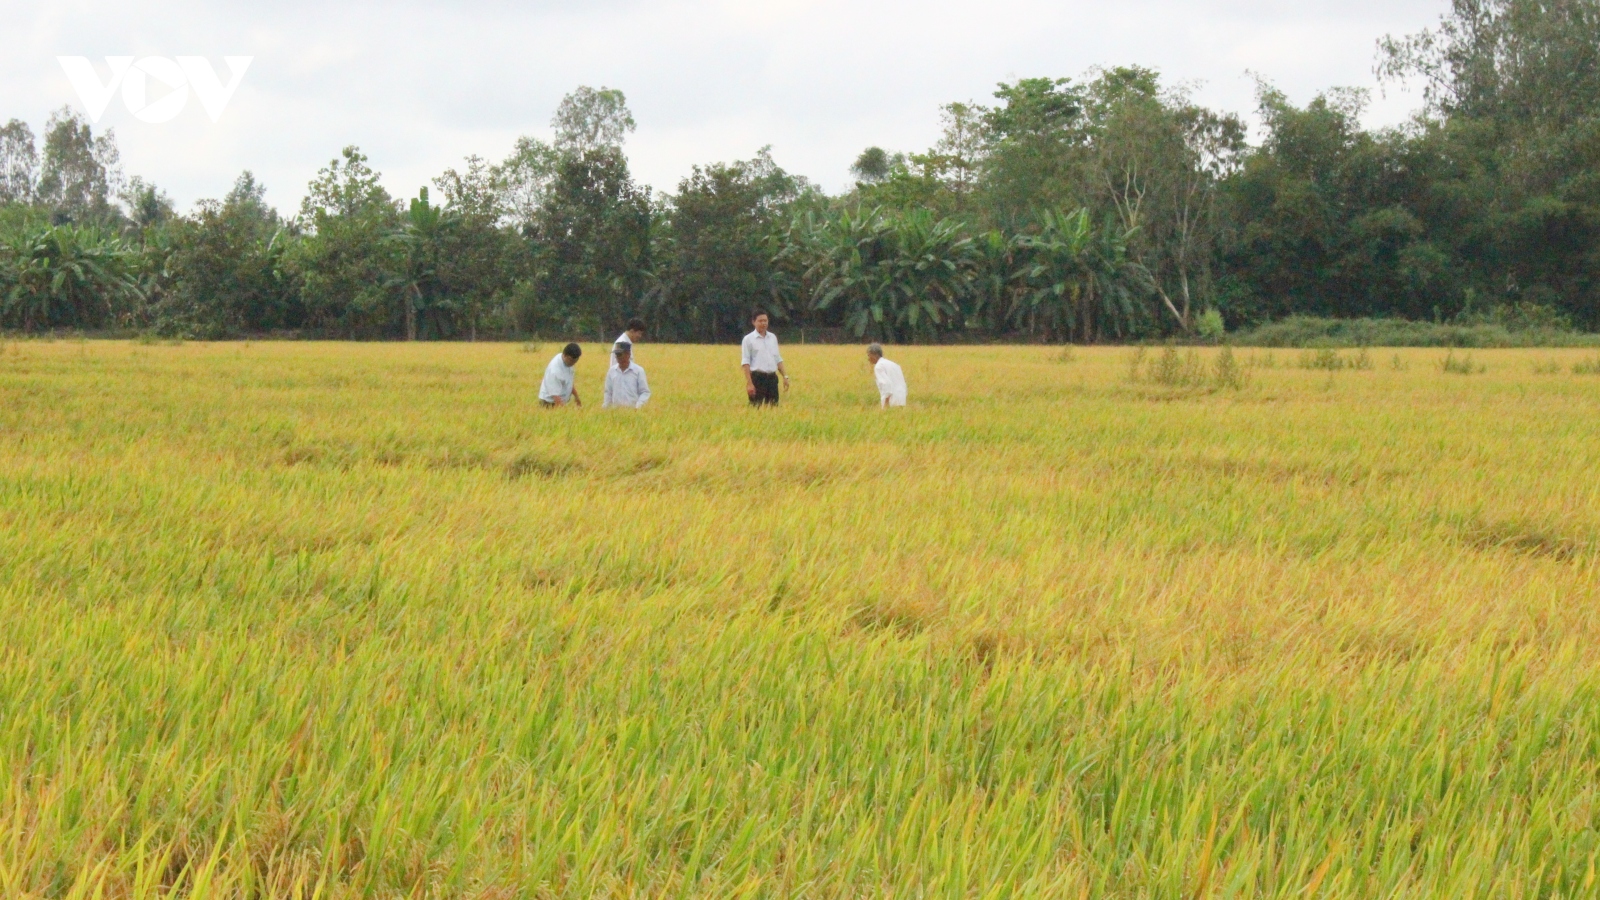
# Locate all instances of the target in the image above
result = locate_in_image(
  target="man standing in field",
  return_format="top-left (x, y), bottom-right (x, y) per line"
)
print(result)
top-left (867, 343), bottom-right (907, 408)
top-left (538, 343), bottom-right (583, 408)
top-left (740, 310), bottom-right (789, 406)
top-left (603, 344), bottom-right (651, 408)
top-left (610, 319), bottom-right (647, 369)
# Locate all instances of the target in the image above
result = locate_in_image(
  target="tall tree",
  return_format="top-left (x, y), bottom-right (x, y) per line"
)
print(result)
top-left (979, 77), bottom-right (1088, 231)
top-left (35, 108), bottom-right (122, 224)
top-left (0, 120), bottom-right (36, 205)
top-left (288, 146), bottom-right (403, 336)
top-left (1084, 67), bottom-right (1246, 331)
top-left (658, 148), bottom-right (803, 340)
top-left (551, 86), bottom-right (636, 156)
top-left (1379, 0), bottom-right (1600, 326)
top-left (161, 171), bottom-right (299, 337)
top-left (530, 147), bottom-right (652, 338)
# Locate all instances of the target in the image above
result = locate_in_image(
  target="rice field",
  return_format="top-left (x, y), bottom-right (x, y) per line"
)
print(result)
top-left (2, 339), bottom-right (1599, 898)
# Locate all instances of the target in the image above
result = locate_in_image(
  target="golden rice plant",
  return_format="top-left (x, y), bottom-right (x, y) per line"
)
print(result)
top-left (0, 342), bottom-right (1597, 898)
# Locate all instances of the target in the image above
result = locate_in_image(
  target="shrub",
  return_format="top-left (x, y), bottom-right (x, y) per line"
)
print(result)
top-left (1212, 346), bottom-right (1247, 390)
top-left (1233, 316), bottom-right (1600, 349)
top-left (1149, 345), bottom-right (1207, 387)
top-left (1440, 351), bottom-right (1486, 374)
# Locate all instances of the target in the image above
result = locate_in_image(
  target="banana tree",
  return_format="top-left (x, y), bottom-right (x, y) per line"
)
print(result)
top-left (797, 206), bottom-right (976, 342)
top-left (878, 210), bottom-right (974, 341)
top-left (1, 225), bottom-right (139, 332)
top-left (1010, 208), bottom-right (1094, 340)
top-left (1011, 209), bottom-right (1149, 341)
top-left (798, 207), bottom-right (896, 339)
top-left (385, 188), bottom-right (445, 340)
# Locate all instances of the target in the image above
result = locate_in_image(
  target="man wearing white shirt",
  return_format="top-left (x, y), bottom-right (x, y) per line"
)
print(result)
top-left (740, 310), bottom-right (788, 406)
top-left (867, 343), bottom-right (907, 408)
top-left (609, 319), bottom-right (646, 370)
top-left (603, 344), bottom-right (651, 408)
top-left (538, 343), bottom-right (583, 408)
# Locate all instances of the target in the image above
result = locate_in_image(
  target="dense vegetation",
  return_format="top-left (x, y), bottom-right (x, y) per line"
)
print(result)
top-left (2, 0), bottom-right (1597, 342)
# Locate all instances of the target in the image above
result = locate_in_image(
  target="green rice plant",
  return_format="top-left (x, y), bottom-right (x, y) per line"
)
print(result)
top-left (1299, 347), bottom-right (1344, 371)
top-left (1212, 345), bottom-right (1247, 390)
top-left (1150, 344), bottom-right (1207, 387)
top-left (1440, 350), bottom-right (1486, 374)
top-left (1532, 358), bottom-right (1563, 374)
top-left (1572, 354), bottom-right (1600, 375)
top-left (1126, 345), bottom-right (1147, 382)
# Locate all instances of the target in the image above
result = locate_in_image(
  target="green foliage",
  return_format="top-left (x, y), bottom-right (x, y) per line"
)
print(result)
top-left (796, 207), bottom-right (974, 342)
top-left (288, 146), bottom-right (403, 337)
top-left (850, 147), bottom-right (892, 183)
top-left (1212, 345), bottom-right (1247, 389)
top-left (34, 108), bottom-right (121, 225)
top-left (157, 172), bottom-right (298, 338)
top-left (1572, 355), bottom-right (1600, 375)
top-left (1440, 350), bottom-right (1487, 374)
top-left (657, 149), bottom-right (802, 341)
top-left (1234, 316), bottom-right (1600, 348)
top-left (1141, 344), bottom-right (1207, 387)
top-left (529, 147), bottom-right (652, 338)
top-left (7, 34), bottom-right (1600, 346)
top-left (1011, 208), bottom-right (1148, 341)
top-left (0, 223), bottom-right (139, 331)
top-left (1297, 347), bottom-right (1373, 371)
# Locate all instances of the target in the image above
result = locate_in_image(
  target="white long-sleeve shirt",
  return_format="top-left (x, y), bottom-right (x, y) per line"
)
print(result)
top-left (874, 357), bottom-right (908, 407)
top-left (538, 354), bottom-right (576, 403)
top-left (603, 363), bottom-right (651, 408)
top-left (740, 329), bottom-right (783, 373)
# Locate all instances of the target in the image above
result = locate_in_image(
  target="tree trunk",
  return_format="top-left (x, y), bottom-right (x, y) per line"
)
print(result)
top-left (405, 285), bottom-right (418, 342)
top-left (1179, 269), bottom-right (1192, 331)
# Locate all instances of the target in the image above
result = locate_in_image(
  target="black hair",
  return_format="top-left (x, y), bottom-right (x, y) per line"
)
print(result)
top-left (626, 318), bottom-right (647, 333)
top-left (563, 342), bottom-right (582, 358)
top-left (751, 308), bottom-right (769, 321)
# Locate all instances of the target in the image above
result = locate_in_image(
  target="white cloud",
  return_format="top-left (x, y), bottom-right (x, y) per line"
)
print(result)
top-left (0, 0), bottom-right (1447, 212)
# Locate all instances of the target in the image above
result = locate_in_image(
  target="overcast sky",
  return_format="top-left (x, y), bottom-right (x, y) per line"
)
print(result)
top-left (2, 0), bottom-right (1448, 213)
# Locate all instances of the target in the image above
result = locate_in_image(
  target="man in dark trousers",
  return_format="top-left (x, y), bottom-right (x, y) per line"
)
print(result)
top-left (740, 310), bottom-right (789, 406)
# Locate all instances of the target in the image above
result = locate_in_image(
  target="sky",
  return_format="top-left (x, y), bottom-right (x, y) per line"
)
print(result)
top-left (0, 0), bottom-right (1449, 213)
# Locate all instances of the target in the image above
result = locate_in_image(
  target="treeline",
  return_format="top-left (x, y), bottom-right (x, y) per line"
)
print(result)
top-left (1, 0), bottom-right (1596, 342)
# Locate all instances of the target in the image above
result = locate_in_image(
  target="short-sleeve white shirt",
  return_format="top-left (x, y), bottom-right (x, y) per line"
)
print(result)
top-left (741, 330), bottom-right (782, 373)
top-left (538, 354), bottom-right (576, 403)
top-left (874, 357), bottom-right (908, 407)
top-left (609, 332), bottom-right (637, 369)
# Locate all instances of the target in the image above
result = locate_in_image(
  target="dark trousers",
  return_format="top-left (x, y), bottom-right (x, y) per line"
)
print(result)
top-left (749, 371), bottom-right (780, 406)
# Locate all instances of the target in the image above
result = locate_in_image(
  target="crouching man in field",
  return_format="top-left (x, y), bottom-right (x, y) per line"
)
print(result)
top-left (539, 343), bottom-right (583, 408)
top-left (867, 343), bottom-right (907, 408)
top-left (603, 343), bottom-right (651, 409)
